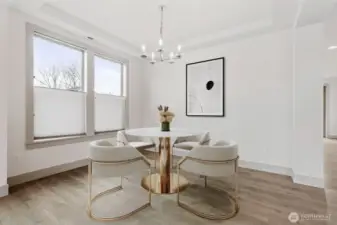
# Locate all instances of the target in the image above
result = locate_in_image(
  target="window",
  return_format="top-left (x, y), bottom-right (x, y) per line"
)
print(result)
top-left (94, 56), bottom-right (122, 95)
top-left (27, 26), bottom-right (128, 144)
top-left (33, 35), bottom-right (84, 91)
top-left (33, 34), bottom-right (85, 139)
top-left (94, 56), bottom-right (126, 133)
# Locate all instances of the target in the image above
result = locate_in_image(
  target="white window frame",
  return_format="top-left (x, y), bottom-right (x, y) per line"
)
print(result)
top-left (25, 23), bottom-right (129, 149)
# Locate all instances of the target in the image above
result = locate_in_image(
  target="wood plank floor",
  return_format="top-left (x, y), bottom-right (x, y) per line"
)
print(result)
top-left (324, 139), bottom-right (337, 224)
top-left (0, 152), bottom-right (330, 225)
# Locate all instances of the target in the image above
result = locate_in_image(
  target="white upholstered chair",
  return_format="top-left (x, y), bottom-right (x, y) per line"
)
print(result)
top-left (176, 140), bottom-right (239, 220)
top-left (117, 130), bottom-right (155, 149)
top-left (174, 132), bottom-right (211, 150)
top-left (87, 140), bottom-right (152, 221)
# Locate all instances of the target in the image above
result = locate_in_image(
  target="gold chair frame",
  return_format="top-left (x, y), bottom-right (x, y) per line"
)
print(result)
top-left (177, 156), bottom-right (240, 220)
top-left (87, 157), bottom-right (152, 221)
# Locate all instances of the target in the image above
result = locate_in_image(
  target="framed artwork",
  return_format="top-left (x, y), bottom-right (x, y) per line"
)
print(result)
top-left (186, 57), bottom-right (225, 117)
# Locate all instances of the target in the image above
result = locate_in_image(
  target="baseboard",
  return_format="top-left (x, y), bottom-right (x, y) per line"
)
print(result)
top-left (291, 173), bottom-right (324, 188)
top-left (239, 160), bottom-right (293, 176)
top-left (326, 135), bottom-right (337, 139)
top-left (8, 159), bottom-right (88, 187)
top-left (0, 184), bottom-right (9, 198)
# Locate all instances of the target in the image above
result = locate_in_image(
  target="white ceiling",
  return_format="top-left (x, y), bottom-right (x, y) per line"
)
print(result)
top-left (7, 0), bottom-right (337, 56)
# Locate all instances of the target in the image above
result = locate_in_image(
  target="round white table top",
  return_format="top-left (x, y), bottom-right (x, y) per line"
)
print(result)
top-left (125, 127), bottom-right (202, 138)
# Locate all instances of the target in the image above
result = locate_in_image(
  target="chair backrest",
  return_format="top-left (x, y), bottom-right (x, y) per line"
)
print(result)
top-left (116, 131), bottom-right (129, 146)
top-left (212, 140), bottom-right (231, 146)
top-left (89, 140), bottom-right (142, 162)
top-left (188, 140), bottom-right (238, 162)
top-left (176, 132), bottom-right (210, 144)
top-left (116, 130), bottom-right (144, 146)
top-left (89, 140), bottom-right (148, 177)
top-left (198, 132), bottom-right (211, 145)
top-left (180, 141), bottom-right (238, 177)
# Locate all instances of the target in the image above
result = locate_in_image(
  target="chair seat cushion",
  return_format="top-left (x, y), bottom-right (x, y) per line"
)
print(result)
top-left (129, 142), bottom-right (154, 149)
top-left (174, 142), bottom-right (200, 150)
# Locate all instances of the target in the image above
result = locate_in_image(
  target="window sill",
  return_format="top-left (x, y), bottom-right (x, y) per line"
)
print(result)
top-left (26, 130), bottom-right (122, 150)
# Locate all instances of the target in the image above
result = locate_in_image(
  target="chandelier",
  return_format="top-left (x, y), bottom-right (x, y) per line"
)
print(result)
top-left (140, 5), bottom-right (182, 64)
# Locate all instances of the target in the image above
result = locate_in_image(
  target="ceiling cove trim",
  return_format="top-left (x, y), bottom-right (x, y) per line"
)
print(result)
top-left (181, 19), bottom-right (273, 52)
top-left (6, 1), bottom-right (141, 56)
top-left (40, 3), bottom-right (140, 55)
top-left (8, 6), bottom-right (140, 59)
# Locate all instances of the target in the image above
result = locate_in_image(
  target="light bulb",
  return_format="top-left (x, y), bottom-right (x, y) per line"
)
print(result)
top-left (328, 46), bottom-right (337, 50)
top-left (159, 38), bottom-right (163, 46)
top-left (141, 45), bottom-right (146, 52)
top-left (177, 45), bottom-right (182, 52)
top-left (151, 52), bottom-right (155, 61)
top-left (169, 52), bottom-right (174, 59)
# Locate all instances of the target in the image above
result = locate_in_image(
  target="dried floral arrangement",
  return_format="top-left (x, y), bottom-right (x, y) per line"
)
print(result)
top-left (157, 105), bottom-right (174, 131)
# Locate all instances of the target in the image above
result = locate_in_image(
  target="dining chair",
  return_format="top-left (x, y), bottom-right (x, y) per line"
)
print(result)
top-left (174, 132), bottom-right (211, 150)
top-left (87, 140), bottom-right (152, 221)
top-left (117, 130), bottom-right (155, 149)
top-left (176, 140), bottom-right (239, 220)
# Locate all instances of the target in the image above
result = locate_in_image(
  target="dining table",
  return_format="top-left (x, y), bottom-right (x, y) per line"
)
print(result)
top-left (125, 127), bottom-right (202, 194)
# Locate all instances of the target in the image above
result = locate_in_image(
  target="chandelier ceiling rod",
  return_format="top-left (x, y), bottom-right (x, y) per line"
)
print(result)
top-left (160, 6), bottom-right (164, 41)
top-left (140, 4), bottom-right (182, 64)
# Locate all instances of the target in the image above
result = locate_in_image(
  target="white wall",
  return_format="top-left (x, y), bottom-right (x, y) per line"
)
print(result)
top-left (324, 5), bottom-right (337, 51)
top-left (143, 29), bottom-right (293, 169)
top-left (0, 3), bottom-right (9, 190)
top-left (324, 6), bottom-right (337, 138)
top-left (292, 23), bottom-right (325, 183)
top-left (325, 47), bottom-right (337, 79)
top-left (7, 9), bottom-right (145, 177)
top-left (324, 6), bottom-right (337, 78)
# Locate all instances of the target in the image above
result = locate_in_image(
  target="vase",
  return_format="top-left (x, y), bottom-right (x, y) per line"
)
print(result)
top-left (161, 122), bottom-right (170, 132)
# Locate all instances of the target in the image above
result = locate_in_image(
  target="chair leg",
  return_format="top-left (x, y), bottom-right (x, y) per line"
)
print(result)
top-left (87, 163), bottom-right (151, 221)
top-left (177, 166), bottom-right (180, 204)
top-left (204, 176), bottom-right (208, 188)
top-left (177, 172), bottom-right (240, 220)
top-left (234, 172), bottom-right (239, 199)
top-left (234, 159), bottom-right (239, 199)
top-left (88, 160), bottom-right (92, 210)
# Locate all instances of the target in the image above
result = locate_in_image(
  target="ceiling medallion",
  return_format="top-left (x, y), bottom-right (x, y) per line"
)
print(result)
top-left (140, 5), bottom-right (182, 64)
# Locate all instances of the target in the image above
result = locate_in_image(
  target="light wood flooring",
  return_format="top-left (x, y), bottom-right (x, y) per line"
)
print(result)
top-left (0, 151), bottom-right (331, 225)
top-left (324, 139), bottom-right (337, 224)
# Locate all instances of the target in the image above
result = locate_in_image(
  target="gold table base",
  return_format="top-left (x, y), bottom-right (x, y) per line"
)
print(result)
top-left (141, 137), bottom-right (189, 194)
top-left (141, 173), bottom-right (189, 194)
